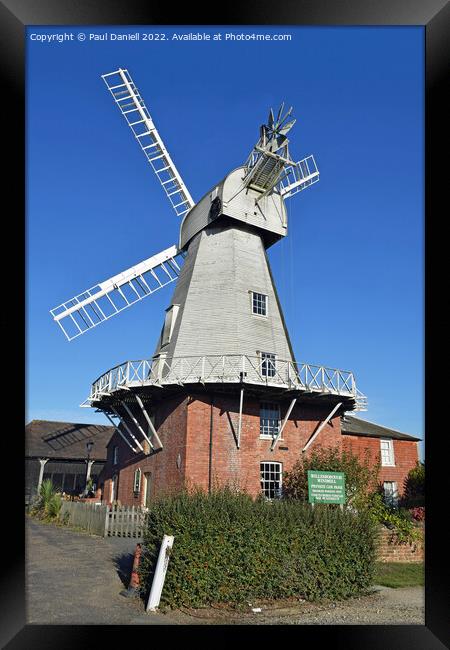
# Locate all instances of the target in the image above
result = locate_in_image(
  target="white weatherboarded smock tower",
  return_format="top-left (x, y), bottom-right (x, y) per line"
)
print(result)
top-left (51, 70), bottom-right (366, 496)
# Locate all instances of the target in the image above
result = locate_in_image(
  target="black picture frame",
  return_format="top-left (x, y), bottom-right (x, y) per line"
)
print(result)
top-left (3, 1), bottom-right (448, 647)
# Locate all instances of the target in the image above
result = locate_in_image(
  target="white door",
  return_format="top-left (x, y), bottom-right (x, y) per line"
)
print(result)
top-left (111, 474), bottom-right (118, 502)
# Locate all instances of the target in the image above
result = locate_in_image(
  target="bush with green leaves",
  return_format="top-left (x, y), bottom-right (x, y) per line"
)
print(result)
top-left (282, 446), bottom-right (380, 510)
top-left (402, 461), bottom-right (425, 508)
top-left (368, 493), bottom-right (420, 543)
top-left (139, 487), bottom-right (378, 608)
top-left (30, 479), bottom-right (62, 521)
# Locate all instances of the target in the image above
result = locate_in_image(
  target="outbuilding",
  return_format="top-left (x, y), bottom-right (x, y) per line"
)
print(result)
top-left (25, 420), bottom-right (114, 504)
top-left (341, 414), bottom-right (421, 506)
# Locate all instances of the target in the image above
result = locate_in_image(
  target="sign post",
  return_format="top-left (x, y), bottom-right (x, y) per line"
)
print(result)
top-left (307, 470), bottom-right (346, 505)
top-left (146, 534), bottom-right (174, 612)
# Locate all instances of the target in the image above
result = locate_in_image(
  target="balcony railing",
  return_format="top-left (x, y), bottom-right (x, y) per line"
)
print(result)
top-left (86, 355), bottom-right (367, 410)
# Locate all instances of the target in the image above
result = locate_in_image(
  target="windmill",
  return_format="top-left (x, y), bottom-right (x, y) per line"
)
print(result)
top-left (50, 68), bottom-right (366, 465)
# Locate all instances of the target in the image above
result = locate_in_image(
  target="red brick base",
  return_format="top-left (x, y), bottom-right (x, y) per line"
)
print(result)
top-left (98, 390), bottom-right (419, 508)
top-left (377, 525), bottom-right (424, 563)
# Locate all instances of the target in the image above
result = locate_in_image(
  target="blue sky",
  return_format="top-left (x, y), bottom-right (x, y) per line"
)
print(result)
top-left (26, 26), bottom-right (424, 458)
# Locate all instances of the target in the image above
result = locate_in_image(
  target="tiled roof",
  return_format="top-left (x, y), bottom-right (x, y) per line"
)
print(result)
top-left (25, 420), bottom-right (114, 460)
top-left (341, 415), bottom-right (420, 442)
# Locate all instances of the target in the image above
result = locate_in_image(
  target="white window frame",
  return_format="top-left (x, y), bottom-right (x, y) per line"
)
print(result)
top-left (251, 291), bottom-right (268, 317)
top-left (113, 445), bottom-right (119, 466)
top-left (383, 481), bottom-right (399, 507)
top-left (260, 461), bottom-right (283, 499)
top-left (133, 468), bottom-right (142, 494)
top-left (259, 403), bottom-right (281, 439)
top-left (380, 438), bottom-right (395, 467)
top-left (260, 351), bottom-right (277, 378)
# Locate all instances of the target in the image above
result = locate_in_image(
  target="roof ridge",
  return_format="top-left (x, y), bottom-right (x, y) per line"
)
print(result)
top-left (26, 419), bottom-right (112, 428)
top-left (343, 414), bottom-right (411, 436)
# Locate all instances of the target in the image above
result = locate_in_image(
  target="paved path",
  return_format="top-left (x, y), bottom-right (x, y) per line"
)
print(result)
top-left (26, 517), bottom-right (175, 625)
top-left (26, 516), bottom-right (424, 626)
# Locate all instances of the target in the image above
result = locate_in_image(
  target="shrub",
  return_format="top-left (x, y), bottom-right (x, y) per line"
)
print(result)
top-left (139, 486), bottom-right (378, 608)
top-left (282, 446), bottom-right (380, 510)
top-left (30, 479), bottom-right (62, 521)
top-left (402, 462), bottom-right (425, 508)
top-left (409, 506), bottom-right (425, 522)
top-left (368, 493), bottom-right (420, 543)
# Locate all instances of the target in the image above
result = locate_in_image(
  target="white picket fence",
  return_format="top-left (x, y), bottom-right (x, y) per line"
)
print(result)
top-left (105, 503), bottom-right (148, 538)
top-left (60, 501), bottom-right (148, 538)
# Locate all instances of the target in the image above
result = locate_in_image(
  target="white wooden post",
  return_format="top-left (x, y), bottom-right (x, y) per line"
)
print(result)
top-left (146, 535), bottom-right (174, 612)
top-left (37, 458), bottom-right (49, 494)
top-left (237, 387), bottom-right (244, 449)
top-left (302, 402), bottom-right (343, 453)
top-left (104, 505), bottom-right (110, 537)
top-left (86, 459), bottom-right (95, 483)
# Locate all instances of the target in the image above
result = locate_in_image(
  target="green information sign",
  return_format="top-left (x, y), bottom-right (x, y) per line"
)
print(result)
top-left (307, 470), bottom-right (346, 504)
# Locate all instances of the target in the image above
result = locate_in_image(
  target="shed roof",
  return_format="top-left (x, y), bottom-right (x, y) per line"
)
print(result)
top-left (25, 420), bottom-right (114, 460)
top-left (341, 415), bottom-right (421, 442)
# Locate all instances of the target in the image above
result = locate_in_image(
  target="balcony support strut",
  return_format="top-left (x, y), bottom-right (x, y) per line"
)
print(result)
top-left (271, 398), bottom-right (297, 451)
top-left (110, 406), bottom-right (144, 452)
top-left (237, 386), bottom-right (244, 449)
top-left (302, 402), bottom-right (342, 453)
top-left (134, 393), bottom-right (164, 450)
top-left (104, 412), bottom-right (139, 454)
top-left (121, 401), bottom-right (154, 451)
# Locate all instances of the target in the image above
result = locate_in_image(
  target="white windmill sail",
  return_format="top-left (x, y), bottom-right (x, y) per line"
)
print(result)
top-left (50, 91), bottom-right (321, 344)
top-left (278, 155), bottom-right (319, 198)
top-left (50, 245), bottom-right (184, 341)
top-left (102, 68), bottom-right (195, 218)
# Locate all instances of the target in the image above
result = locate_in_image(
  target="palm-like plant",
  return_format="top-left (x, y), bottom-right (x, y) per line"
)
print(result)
top-left (33, 479), bottom-right (62, 520)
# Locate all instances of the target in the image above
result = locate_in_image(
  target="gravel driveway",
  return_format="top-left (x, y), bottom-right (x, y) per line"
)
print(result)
top-left (26, 517), bottom-right (424, 625)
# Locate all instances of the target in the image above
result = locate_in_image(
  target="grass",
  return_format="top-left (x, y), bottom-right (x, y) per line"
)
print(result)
top-left (373, 562), bottom-right (424, 588)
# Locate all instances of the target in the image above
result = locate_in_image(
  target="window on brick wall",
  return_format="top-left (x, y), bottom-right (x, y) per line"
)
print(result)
top-left (113, 446), bottom-right (119, 466)
top-left (133, 468), bottom-right (141, 494)
top-left (260, 403), bottom-right (281, 439)
top-left (380, 438), bottom-right (395, 466)
top-left (383, 481), bottom-right (399, 507)
top-left (260, 462), bottom-right (282, 499)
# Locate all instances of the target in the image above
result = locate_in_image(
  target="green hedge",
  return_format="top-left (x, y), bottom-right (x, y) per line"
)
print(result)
top-left (140, 488), bottom-right (378, 608)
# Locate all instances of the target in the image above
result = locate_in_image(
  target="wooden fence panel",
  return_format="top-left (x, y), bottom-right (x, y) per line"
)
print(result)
top-left (60, 501), bottom-right (107, 537)
top-left (59, 501), bottom-right (148, 538)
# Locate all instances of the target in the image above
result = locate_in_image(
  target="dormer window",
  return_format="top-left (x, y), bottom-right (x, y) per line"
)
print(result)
top-left (161, 304), bottom-right (179, 347)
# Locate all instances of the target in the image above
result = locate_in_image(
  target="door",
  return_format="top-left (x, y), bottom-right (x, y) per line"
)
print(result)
top-left (111, 474), bottom-right (118, 502)
top-left (144, 472), bottom-right (152, 507)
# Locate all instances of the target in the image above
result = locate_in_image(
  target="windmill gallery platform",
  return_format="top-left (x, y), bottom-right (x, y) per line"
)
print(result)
top-left (50, 69), bottom-right (417, 505)
top-left (84, 354), bottom-right (367, 502)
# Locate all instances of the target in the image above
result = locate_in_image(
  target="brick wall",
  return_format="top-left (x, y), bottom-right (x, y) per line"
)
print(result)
top-left (99, 394), bottom-right (189, 505)
top-left (342, 435), bottom-right (419, 496)
top-left (99, 391), bottom-right (419, 506)
top-left (185, 393), bottom-right (342, 498)
top-left (377, 525), bottom-right (424, 563)
top-left (101, 392), bottom-right (343, 505)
